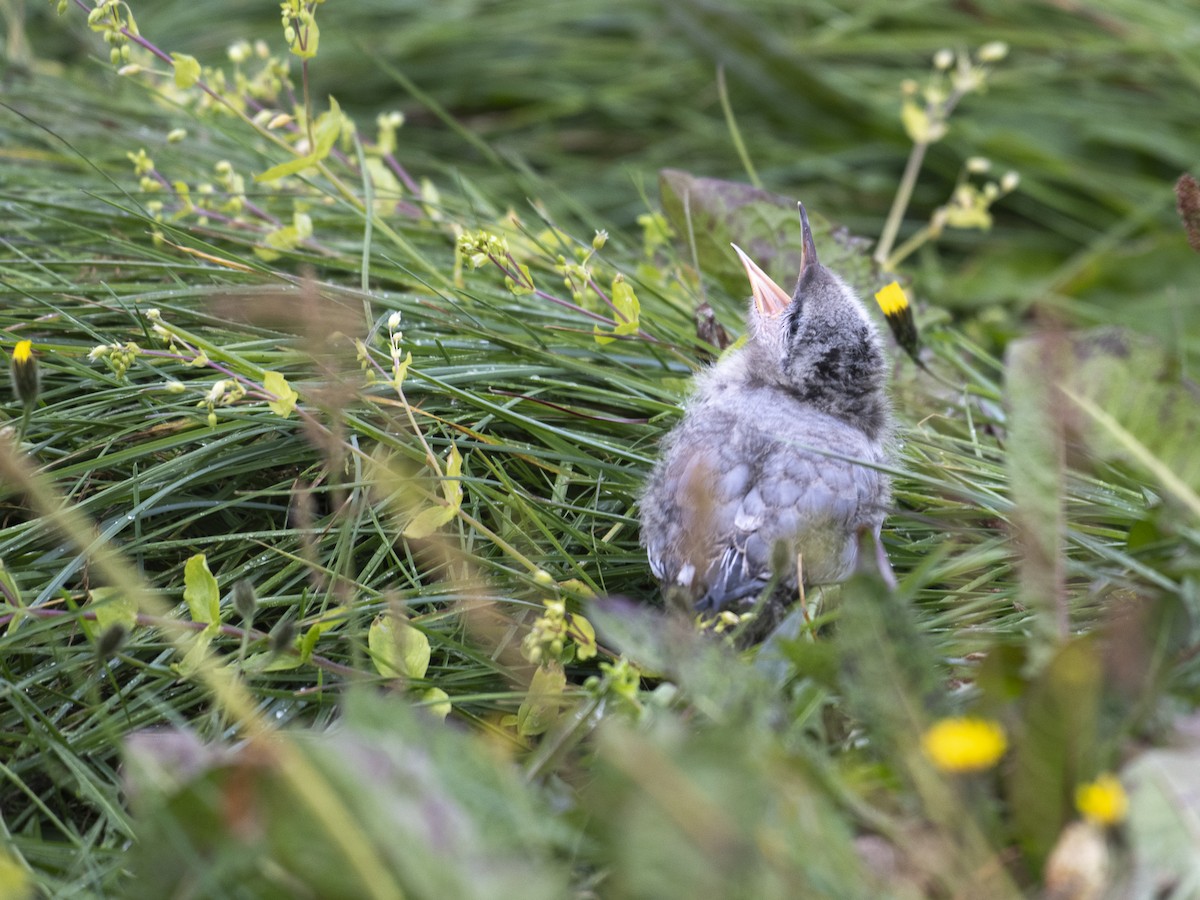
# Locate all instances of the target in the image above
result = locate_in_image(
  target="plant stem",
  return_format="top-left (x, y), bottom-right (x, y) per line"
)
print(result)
top-left (875, 139), bottom-right (929, 270)
top-left (886, 223), bottom-right (936, 271)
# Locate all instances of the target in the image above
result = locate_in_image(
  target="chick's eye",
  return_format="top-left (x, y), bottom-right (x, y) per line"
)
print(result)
top-left (784, 304), bottom-right (803, 343)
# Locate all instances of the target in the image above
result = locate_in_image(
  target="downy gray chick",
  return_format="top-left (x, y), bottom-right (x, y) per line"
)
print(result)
top-left (640, 205), bottom-right (893, 634)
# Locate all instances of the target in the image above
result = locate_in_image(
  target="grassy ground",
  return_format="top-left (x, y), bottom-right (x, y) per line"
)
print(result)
top-left (2, 1), bottom-right (1200, 897)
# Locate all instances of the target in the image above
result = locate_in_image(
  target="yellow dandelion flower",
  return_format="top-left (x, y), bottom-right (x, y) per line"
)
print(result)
top-left (922, 717), bottom-right (1007, 773)
top-left (1075, 774), bottom-right (1128, 826)
top-left (873, 281), bottom-right (909, 318)
top-left (10, 340), bottom-right (39, 410)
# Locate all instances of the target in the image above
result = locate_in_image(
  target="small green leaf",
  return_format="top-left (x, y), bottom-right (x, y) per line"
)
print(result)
top-left (171, 53), bottom-right (201, 89)
top-left (256, 154), bottom-right (319, 184)
top-left (241, 650), bottom-right (303, 673)
top-left (263, 371), bottom-right (298, 418)
top-left (175, 623), bottom-right (218, 677)
top-left (311, 97), bottom-right (344, 161)
top-left (402, 504), bottom-right (454, 541)
top-left (504, 262), bottom-right (534, 296)
top-left (593, 276), bottom-right (640, 345)
top-left (403, 445), bottom-right (463, 539)
top-left (85, 586), bottom-right (138, 641)
top-left (442, 444), bottom-right (463, 506)
top-left (368, 613), bottom-right (431, 680)
top-left (422, 687), bottom-right (452, 720)
top-left (566, 612), bottom-right (598, 662)
top-left (516, 662), bottom-right (568, 736)
top-left (183, 553), bottom-right (220, 626)
top-left (296, 608), bottom-right (348, 662)
top-left (0, 557), bottom-right (21, 612)
top-left (391, 350), bottom-right (412, 391)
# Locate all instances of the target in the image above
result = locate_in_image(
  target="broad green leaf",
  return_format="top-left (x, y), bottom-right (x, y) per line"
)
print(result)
top-left (84, 586), bottom-right (138, 640)
top-left (368, 613), bottom-right (431, 680)
top-left (183, 553), bottom-right (220, 625)
top-left (171, 53), bottom-right (201, 89)
top-left (593, 275), bottom-right (640, 345)
top-left (311, 97), bottom-right (344, 161)
top-left (256, 154), bottom-right (319, 184)
top-left (403, 445), bottom-right (463, 539)
top-left (516, 662), bottom-right (568, 737)
top-left (0, 847), bottom-right (31, 898)
top-left (402, 504), bottom-right (454, 540)
top-left (422, 687), bottom-right (451, 720)
top-left (1008, 637), bottom-right (1102, 868)
top-left (175, 623), bottom-right (218, 677)
top-left (241, 650), bottom-right (303, 673)
top-left (263, 371), bottom-right (298, 418)
top-left (566, 612), bottom-right (597, 662)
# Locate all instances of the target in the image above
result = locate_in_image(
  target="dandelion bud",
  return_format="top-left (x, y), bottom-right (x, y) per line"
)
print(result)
top-left (232, 579), bottom-right (258, 622)
top-left (10, 341), bottom-right (39, 409)
top-left (1001, 171), bottom-right (1020, 192)
top-left (268, 618), bottom-right (296, 655)
top-left (977, 41), bottom-right (1009, 63)
top-left (97, 623), bottom-right (128, 658)
top-left (933, 48), bottom-right (954, 70)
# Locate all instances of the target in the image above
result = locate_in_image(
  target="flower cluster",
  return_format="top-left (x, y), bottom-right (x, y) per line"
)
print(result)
top-left (84, 0), bottom-right (138, 66)
top-left (88, 342), bottom-right (143, 379)
top-left (457, 230), bottom-right (509, 270)
top-left (197, 379), bottom-right (247, 428)
top-left (901, 43), bottom-right (1009, 146)
top-left (521, 599), bottom-right (597, 666)
top-left (930, 157), bottom-right (1020, 236)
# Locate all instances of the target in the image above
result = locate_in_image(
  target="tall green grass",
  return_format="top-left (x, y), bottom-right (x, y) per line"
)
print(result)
top-left (1, 1), bottom-right (1198, 895)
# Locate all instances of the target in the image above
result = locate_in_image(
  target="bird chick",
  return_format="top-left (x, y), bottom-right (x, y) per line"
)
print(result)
top-left (640, 205), bottom-right (893, 635)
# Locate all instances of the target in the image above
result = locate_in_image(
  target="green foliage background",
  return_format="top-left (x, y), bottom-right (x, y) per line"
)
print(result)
top-left (2, 0), bottom-right (1199, 897)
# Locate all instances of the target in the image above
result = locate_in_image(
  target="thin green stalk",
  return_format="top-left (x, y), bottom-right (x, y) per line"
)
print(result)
top-left (717, 65), bottom-right (761, 189)
top-left (874, 138), bottom-right (929, 269)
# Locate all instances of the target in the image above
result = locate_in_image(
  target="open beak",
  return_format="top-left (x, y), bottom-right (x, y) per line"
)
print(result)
top-left (731, 244), bottom-right (791, 318)
top-left (798, 202), bottom-right (818, 275)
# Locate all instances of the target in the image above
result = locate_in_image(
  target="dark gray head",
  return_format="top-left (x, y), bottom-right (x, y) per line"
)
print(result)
top-left (731, 204), bottom-right (889, 437)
